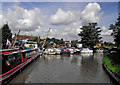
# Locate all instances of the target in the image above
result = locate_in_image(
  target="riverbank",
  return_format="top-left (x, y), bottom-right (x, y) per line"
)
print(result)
top-left (102, 52), bottom-right (120, 84)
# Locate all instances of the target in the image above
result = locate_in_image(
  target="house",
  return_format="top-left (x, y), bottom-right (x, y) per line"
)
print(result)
top-left (13, 34), bottom-right (40, 40)
top-left (13, 35), bottom-right (40, 48)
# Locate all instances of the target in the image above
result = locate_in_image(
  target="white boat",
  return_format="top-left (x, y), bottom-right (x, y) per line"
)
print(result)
top-left (43, 48), bottom-right (54, 55)
top-left (54, 48), bottom-right (61, 55)
top-left (75, 49), bottom-right (80, 53)
top-left (81, 48), bottom-right (93, 53)
top-left (69, 48), bottom-right (77, 54)
top-left (48, 48), bottom-right (56, 55)
top-left (43, 48), bottom-right (61, 55)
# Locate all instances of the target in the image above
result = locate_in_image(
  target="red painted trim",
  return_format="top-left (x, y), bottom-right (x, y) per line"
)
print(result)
top-left (25, 53), bottom-right (27, 61)
top-left (0, 52), bottom-right (11, 54)
top-left (0, 53), bottom-right (39, 78)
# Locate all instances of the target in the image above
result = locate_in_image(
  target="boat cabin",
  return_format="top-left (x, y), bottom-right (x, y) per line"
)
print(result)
top-left (0, 48), bottom-right (39, 74)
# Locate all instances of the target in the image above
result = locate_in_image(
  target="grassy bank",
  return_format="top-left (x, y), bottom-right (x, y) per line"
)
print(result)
top-left (102, 56), bottom-right (120, 77)
top-left (94, 46), bottom-right (117, 49)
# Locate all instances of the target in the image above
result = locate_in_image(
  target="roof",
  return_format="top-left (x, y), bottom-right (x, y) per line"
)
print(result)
top-left (13, 35), bottom-right (40, 40)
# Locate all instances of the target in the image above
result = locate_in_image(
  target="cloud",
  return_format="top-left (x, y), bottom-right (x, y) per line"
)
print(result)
top-left (60, 22), bottom-right (82, 40)
top-left (64, 3), bottom-right (103, 40)
top-left (81, 3), bottom-right (103, 25)
top-left (0, 15), bottom-right (3, 26)
top-left (49, 3), bottom-right (103, 40)
top-left (1, 2), bottom-right (105, 41)
top-left (50, 3), bottom-right (102, 26)
top-left (50, 8), bottom-right (76, 25)
top-left (101, 30), bottom-right (112, 36)
top-left (2, 5), bottom-right (45, 33)
top-left (101, 26), bottom-right (112, 35)
top-left (52, 3), bottom-right (103, 40)
top-left (101, 26), bottom-right (107, 31)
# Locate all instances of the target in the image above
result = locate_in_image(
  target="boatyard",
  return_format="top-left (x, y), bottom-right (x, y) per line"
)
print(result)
top-left (0, 1), bottom-right (120, 85)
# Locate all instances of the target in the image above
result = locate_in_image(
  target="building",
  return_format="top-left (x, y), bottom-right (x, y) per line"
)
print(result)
top-left (76, 43), bottom-right (82, 48)
top-left (13, 35), bottom-right (40, 41)
top-left (13, 35), bottom-right (40, 48)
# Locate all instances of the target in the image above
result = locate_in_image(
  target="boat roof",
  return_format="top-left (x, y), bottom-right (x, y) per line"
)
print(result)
top-left (0, 52), bottom-right (11, 55)
top-left (0, 48), bottom-right (19, 55)
top-left (0, 48), bottom-right (19, 52)
top-left (2, 48), bottom-right (38, 55)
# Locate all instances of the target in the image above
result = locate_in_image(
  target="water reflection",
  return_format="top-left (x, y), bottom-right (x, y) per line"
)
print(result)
top-left (9, 53), bottom-right (112, 83)
top-left (70, 55), bottom-right (77, 63)
top-left (42, 55), bottom-right (62, 60)
top-left (80, 53), bottom-right (99, 82)
top-left (81, 53), bottom-right (93, 57)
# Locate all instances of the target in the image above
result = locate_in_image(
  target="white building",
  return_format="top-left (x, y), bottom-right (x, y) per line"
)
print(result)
top-left (76, 43), bottom-right (82, 48)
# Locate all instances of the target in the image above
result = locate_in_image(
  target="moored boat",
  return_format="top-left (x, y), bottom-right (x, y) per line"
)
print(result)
top-left (54, 48), bottom-right (61, 55)
top-left (0, 48), bottom-right (40, 84)
top-left (43, 48), bottom-right (56, 55)
top-left (43, 48), bottom-right (61, 55)
top-left (61, 49), bottom-right (70, 55)
top-left (68, 48), bottom-right (76, 54)
top-left (81, 48), bottom-right (93, 53)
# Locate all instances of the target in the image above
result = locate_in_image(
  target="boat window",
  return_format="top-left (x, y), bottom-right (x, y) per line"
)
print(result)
top-left (26, 49), bottom-right (38, 58)
top-left (7, 53), bottom-right (21, 68)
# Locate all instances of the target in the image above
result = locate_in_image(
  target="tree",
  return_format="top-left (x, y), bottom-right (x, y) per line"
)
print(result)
top-left (59, 38), bottom-right (64, 45)
top-left (1, 24), bottom-right (12, 49)
top-left (109, 15), bottom-right (120, 47)
top-left (78, 23), bottom-right (102, 49)
top-left (71, 40), bottom-right (78, 48)
top-left (29, 37), bottom-right (38, 42)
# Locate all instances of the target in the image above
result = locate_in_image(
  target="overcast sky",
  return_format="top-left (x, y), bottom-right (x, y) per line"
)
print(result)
top-left (0, 2), bottom-right (119, 42)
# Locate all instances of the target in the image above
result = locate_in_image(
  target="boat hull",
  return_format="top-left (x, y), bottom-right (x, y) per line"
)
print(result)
top-left (61, 51), bottom-right (70, 55)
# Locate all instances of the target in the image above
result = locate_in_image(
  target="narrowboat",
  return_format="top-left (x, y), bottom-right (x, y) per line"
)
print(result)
top-left (0, 48), bottom-right (40, 84)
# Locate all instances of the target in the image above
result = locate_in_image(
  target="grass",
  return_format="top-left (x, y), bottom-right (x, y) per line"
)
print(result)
top-left (102, 56), bottom-right (120, 75)
top-left (94, 46), bottom-right (117, 48)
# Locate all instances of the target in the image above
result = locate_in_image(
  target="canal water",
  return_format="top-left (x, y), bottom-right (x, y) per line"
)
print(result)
top-left (9, 53), bottom-right (113, 83)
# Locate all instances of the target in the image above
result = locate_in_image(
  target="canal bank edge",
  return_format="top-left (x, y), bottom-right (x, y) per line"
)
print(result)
top-left (102, 62), bottom-right (120, 84)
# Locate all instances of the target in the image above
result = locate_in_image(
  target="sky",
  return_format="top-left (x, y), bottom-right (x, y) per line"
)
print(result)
top-left (0, 1), bottom-right (119, 42)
